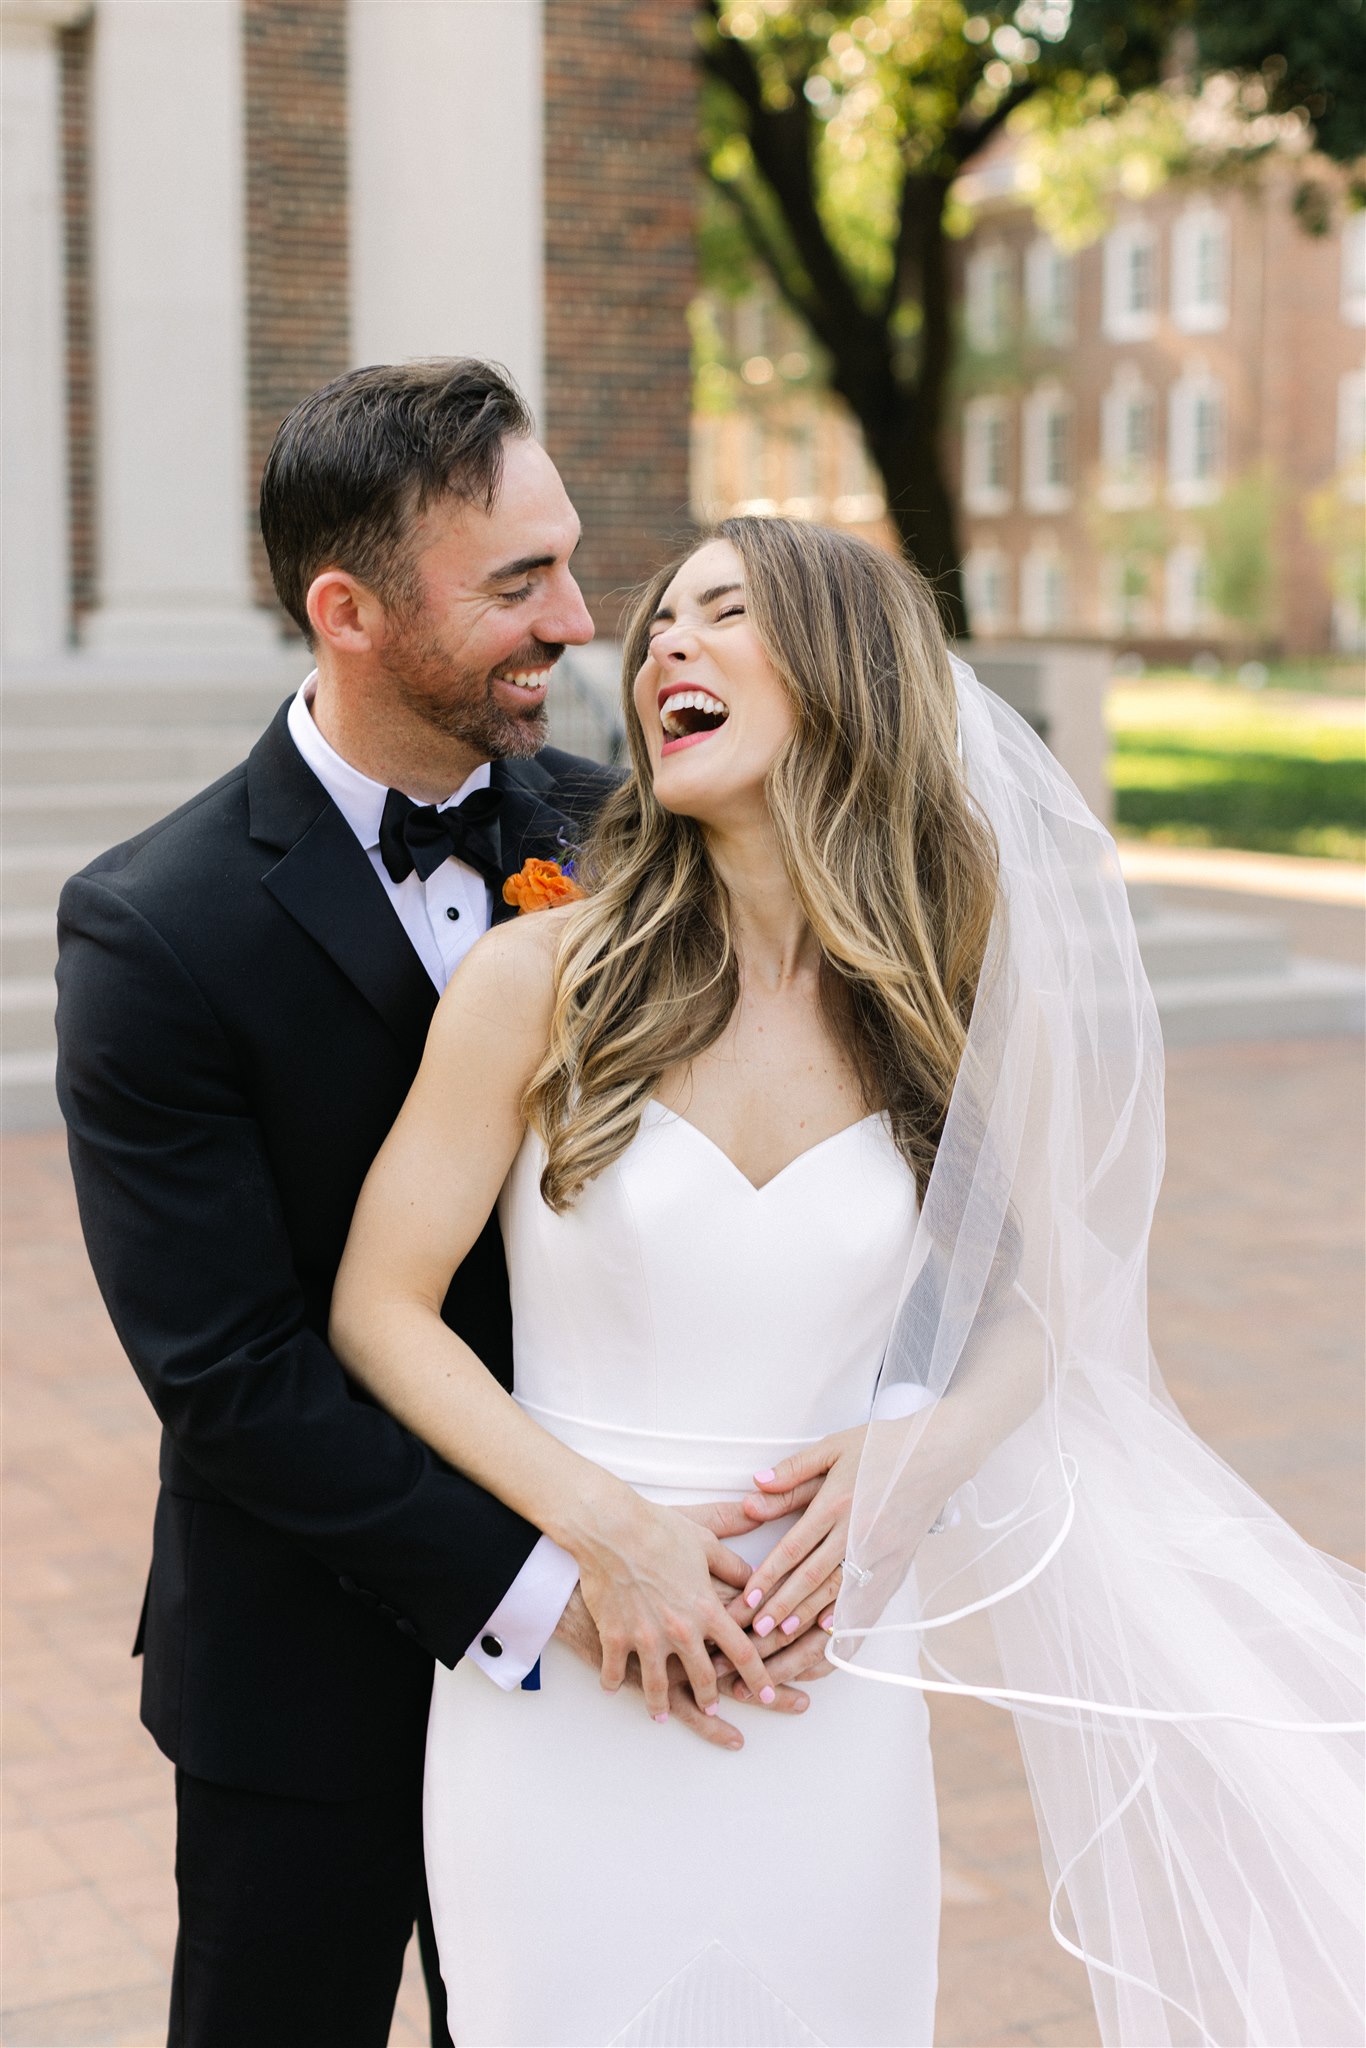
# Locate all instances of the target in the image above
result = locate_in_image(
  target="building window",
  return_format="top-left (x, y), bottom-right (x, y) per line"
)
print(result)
top-left (1022, 383), bottom-right (1072, 512)
top-left (963, 397), bottom-right (1012, 515)
top-left (1102, 551), bottom-right (1155, 634)
top-left (831, 422), bottom-right (885, 524)
top-left (1102, 219), bottom-right (1159, 341)
top-left (729, 411), bottom-right (778, 515)
top-left (964, 548), bottom-right (1012, 634)
top-left (1100, 365), bottom-right (1158, 506)
top-left (1024, 236), bottom-right (1074, 345)
top-left (1168, 368), bottom-right (1224, 506)
top-left (1164, 544), bottom-right (1211, 635)
top-left (965, 244), bottom-right (1014, 354)
top-left (1021, 543), bottom-right (1070, 633)
top-left (1171, 205), bottom-right (1230, 333)
top-left (1337, 370), bottom-right (1366, 501)
top-left (1342, 210), bottom-right (1366, 326)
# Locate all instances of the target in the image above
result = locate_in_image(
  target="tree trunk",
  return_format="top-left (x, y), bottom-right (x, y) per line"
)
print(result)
top-left (876, 411), bottom-right (967, 640)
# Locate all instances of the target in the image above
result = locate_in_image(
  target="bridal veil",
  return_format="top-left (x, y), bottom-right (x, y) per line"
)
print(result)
top-left (833, 655), bottom-right (1365, 2047)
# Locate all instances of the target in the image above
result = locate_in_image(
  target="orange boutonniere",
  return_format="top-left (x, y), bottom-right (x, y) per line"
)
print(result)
top-left (502, 857), bottom-right (583, 914)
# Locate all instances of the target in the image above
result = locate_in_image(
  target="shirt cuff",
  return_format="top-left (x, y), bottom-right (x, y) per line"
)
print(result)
top-left (464, 1534), bottom-right (580, 1690)
top-left (873, 1380), bottom-right (938, 1420)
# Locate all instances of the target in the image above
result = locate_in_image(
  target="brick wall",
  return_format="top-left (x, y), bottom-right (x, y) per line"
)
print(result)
top-left (543, 0), bottom-right (698, 638)
top-left (243, 0), bottom-right (350, 616)
top-left (59, 20), bottom-right (95, 629)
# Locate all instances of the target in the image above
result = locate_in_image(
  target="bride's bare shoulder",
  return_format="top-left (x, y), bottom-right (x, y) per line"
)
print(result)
top-left (427, 904), bottom-right (579, 1061)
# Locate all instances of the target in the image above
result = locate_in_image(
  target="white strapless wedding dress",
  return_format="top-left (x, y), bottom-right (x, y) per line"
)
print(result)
top-left (425, 1102), bottom-right (940, 2047)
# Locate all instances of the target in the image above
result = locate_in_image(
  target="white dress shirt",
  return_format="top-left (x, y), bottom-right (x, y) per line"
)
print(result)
top-left (288, 677), bottom-right (579, 1688)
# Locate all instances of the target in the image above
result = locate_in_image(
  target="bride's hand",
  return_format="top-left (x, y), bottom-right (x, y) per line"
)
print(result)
top-left (566, 1484), bottom-right (783, 1723)
top-left (729, 1426), bottom-right (867, 1640)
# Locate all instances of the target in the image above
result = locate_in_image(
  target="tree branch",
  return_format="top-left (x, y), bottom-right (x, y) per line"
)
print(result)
top-left (699, 9), bottom-right (885, 367)
top-left (704, 164), bottom-right (827, 342)
top-left (944, 78), bottom-right (1039, 171)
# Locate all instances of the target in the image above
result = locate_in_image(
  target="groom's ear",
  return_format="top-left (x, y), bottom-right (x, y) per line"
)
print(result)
top-left (306, 569), bottom-right (385, 655)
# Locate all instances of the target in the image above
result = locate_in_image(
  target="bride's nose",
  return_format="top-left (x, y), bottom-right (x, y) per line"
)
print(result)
top-left (650, 621), bottom-right (699, 663)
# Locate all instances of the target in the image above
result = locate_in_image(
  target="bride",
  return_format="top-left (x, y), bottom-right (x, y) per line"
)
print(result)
top-left (332, 515), bottom-right (1364, 2047)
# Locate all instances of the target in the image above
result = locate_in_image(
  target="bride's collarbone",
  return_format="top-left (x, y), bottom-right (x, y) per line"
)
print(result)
top-left (654, 1043), bottom-right (875, 1191)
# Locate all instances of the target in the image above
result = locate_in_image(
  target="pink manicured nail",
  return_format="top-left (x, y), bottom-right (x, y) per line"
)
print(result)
top-left (781, 1615), bottom-right (801, 1636)
top-left (753, 1468), bottom-right (776, 1483)
top-left (745, 1588), bottom-right (763, 1610)
top-left (703, 1702), bottom-right (719, 1716)
top-left (819, 1611), bottom-right (835, 1631)
top-left (759, 1685), bottom-right (777, 1705)
top-left (754, 1615), bottom-right (776, 1638)
top-left (653, 1712), bottom-right (669, 1724)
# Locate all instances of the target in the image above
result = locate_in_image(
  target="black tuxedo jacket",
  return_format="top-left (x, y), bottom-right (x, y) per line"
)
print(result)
top-left (55, 702), bottom-right (618, 1801)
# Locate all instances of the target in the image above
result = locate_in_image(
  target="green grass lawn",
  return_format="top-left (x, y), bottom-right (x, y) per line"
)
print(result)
top-left (1108, 668), bottom-right (1366, 862)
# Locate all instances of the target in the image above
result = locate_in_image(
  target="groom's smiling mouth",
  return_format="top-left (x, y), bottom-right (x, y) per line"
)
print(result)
top-left (492, 662), bottom-right (556, 701)
top-left (658, 684), bottom-right (730, 755)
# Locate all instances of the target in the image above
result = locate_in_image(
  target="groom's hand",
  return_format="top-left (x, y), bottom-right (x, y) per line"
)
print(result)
top-left (552, 1586), bottom-right (810, 1752)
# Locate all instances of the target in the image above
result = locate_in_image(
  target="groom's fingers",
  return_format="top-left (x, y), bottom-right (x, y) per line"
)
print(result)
top-left (702, 1538), bottom-right (751, 1591)
top-left (677, 1498), bottom-right (774, 1542)
top-left (719, 1670), bottom-right (813, 1710)
top-left (668, 1671), bottom-right (745, 1752)
top-left (710, 1610), bottom-right (781, 1711)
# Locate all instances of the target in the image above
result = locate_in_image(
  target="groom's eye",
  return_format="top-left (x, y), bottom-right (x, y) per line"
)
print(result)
top-left (499, 585), bottom-right (533, 604)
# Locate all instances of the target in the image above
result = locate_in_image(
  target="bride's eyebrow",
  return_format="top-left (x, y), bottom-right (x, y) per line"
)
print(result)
top-left (648, 581), bottom-right (744, 628)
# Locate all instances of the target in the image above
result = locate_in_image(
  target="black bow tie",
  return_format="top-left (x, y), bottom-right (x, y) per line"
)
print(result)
top-left (377, 786), bottom-right (504, 887)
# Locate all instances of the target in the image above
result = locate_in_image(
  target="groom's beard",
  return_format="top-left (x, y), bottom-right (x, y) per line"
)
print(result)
top-left (379, 622), bottom-right (564, 762)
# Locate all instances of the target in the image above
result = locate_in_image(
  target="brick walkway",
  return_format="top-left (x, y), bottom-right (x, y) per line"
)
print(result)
top-left (3, 1029), bottom-right (1362, 2047)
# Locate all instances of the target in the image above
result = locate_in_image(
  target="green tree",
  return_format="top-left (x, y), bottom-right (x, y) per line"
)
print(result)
top-left (1197, 467), bottom-right (1281, 645)
top-left (699, 0), bottom-right (1366, 633)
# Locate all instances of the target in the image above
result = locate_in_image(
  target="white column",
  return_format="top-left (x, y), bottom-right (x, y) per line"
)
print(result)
top-left (0, 0), bottom-right (85, 663)
top-left (349, 0), bottom-right (544, 423)
top-left (83, 0), bottom-right (274, 652)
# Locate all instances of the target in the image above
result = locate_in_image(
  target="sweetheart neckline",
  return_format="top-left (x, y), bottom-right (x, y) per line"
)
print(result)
top-left (644, 1100), bottom-right (889, 1195)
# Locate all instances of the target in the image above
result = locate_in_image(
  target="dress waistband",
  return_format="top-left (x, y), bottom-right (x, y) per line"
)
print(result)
top-left (514, 1398), bottom-right (823, 1493)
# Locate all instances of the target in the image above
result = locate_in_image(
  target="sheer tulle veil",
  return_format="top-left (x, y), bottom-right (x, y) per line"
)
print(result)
top-left (832, 655), bottom-right (1365, 2047)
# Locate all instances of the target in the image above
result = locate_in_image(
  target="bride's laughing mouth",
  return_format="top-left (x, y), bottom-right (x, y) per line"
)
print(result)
top-left (658, 683), bottom-right (730, 757)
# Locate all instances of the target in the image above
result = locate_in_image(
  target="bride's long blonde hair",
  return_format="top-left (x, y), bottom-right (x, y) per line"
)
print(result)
top-left (526, 515), bottom-right (999, 1210)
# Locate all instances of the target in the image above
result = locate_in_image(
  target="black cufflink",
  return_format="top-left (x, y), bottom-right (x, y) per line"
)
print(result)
top-left (480, 1633), bottom-right (503, 1658)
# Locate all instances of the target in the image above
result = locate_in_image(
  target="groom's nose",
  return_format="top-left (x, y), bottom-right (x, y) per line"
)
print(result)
top-left (537, 569), bottom-right (594, 648)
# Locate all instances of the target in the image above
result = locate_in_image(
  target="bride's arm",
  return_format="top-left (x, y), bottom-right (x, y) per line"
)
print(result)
top-left (330, 912), bottom-right (777, 1724)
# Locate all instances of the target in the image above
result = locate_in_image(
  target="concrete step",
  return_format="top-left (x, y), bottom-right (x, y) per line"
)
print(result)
top-left (1, 911), bottom-right (57, 981)
top-left (1, 976), bottom-right (57, 1055)
top-left (0, 1049), bottom-right (58, 1131)
top-left (1152, 956), bottom-right (1365, 1047)
top-left (3, 725), bottom-right (260, 784)
top-left (3, 649), bottom-right (300, 728)
top-left (1, 846), bottom-right (102, 912)
top-left (1134, 907), bottom-right (1288, 983)
top-left (2, 780), bottom-right (207, 849)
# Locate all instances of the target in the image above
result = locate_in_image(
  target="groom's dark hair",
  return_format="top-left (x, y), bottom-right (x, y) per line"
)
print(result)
top-left (259, 357), bottom-right (535, 643)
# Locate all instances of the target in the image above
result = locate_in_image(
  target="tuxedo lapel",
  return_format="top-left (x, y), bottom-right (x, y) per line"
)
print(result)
top-left (489, 755), bottom-right (583, 928)
top-left (247, 708), bottom-right (437, 1064)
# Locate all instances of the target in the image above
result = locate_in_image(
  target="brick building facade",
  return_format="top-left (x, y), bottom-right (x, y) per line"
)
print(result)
top-left (692, 149), bottom-right (1363, 659)
top-left (949, 156), bottom-right (1366, 658)
top-left (3, 0), bottom-right (697, 662)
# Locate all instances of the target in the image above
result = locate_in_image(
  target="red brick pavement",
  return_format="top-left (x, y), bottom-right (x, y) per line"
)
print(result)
top-left (3, 1032), bottom-right (1362, 2047)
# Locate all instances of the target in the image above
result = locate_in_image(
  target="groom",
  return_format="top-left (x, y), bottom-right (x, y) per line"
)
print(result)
top-left (55, 360), bottom-right (823, 2048)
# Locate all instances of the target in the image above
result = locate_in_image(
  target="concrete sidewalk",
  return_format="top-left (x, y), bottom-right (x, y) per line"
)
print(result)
top-left (3, 1034), bottom-right (1363, 2047)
